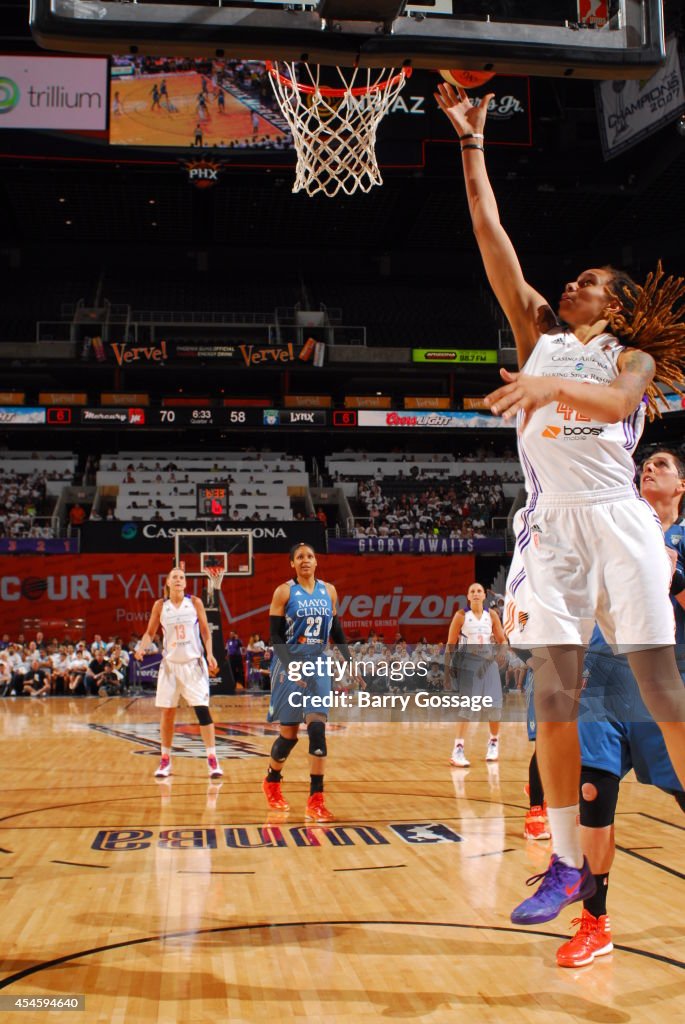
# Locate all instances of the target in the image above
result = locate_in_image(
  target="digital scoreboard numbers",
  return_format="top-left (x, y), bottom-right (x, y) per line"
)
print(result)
top-left (196, 483), bottom-right (229, 518)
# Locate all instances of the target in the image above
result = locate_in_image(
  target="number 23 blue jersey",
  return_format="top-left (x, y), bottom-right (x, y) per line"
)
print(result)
top-left (284, 578), bottom-right (334, 650)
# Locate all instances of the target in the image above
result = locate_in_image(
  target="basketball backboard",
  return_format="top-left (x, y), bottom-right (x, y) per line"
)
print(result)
top-left (173, 529), bottom-right (254, 579)
top-left (30, 0), bottom-right (666, 79)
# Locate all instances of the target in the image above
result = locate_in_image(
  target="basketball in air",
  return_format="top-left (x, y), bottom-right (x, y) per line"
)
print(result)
top-left (439, 69), bottom-right (496, 89)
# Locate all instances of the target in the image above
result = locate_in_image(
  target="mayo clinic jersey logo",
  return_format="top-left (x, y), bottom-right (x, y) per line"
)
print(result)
top-left (389, 823), bottom-right (463, 844)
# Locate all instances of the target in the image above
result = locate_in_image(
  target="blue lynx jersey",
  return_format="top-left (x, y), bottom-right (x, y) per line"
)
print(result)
top-left (267, 578), bottom-right (335, 724)
top-left (665, 518), bottom-right (685, 644)
top-left (284, 578), bottom-right (334, 651)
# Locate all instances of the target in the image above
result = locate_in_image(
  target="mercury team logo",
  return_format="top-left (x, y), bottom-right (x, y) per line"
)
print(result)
top-left (88, 721), bottom-right (346, 759)
top-left (89, 721), bottom-right (272, 759)
top-left (518, 611), bottom-right (529, 631)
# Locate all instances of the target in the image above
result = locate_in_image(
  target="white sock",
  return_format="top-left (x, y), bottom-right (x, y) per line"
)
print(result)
top-left (207, 747), bottom-right (216, 758)
top-left (489, 735), bottom-right (498, 743)
top-left (547, 805), bottom-right (583, 868)
top-left (161, 747), bottom-right (171, 757)
top-left (453, 740), bottom-right (464, 751)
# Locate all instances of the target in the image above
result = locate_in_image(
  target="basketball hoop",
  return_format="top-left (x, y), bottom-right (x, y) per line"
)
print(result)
top-left (266, 61), bottom-right (412, 197)
top-left (203, 566), bottom-right (226, 597)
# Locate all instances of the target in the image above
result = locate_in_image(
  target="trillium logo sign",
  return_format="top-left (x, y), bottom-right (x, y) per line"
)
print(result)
top-left (0, 77), bottom-right (19, 114)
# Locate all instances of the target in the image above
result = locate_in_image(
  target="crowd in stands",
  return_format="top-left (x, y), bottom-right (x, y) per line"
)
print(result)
top-left (0, 633), bottom-right (134, 698)
top-left (0, 470), bottom-right (53, 539)
top-left (355, 472), bottom-right (510, 539)
top-left (1, 592), bottom-right (529, 699)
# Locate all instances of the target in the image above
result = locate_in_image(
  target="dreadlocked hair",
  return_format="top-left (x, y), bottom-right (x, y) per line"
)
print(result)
top-left (603, 261), bottom-right (685, 420)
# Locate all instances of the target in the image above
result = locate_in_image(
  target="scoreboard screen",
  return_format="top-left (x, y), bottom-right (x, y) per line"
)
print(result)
top-left (196, 484), bottom-right (229, 518)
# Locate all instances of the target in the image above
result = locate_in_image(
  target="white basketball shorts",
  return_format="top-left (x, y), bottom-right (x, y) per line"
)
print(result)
top-left (504, 486), bottom-right (674, 649)
top-left (155, 658), bottom-right (210, 708)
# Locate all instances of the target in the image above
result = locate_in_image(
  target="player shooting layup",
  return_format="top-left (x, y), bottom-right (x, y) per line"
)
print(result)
top-left (436, 78), bottom-right (685, 927)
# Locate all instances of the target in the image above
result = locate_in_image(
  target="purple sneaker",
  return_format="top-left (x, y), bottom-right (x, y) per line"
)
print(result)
top-left (511, 854), bottom-right (596, 925)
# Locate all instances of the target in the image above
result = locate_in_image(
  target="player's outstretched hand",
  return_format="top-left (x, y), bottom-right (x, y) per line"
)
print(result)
top-left (434, 81), bottom-right (495, 139)
top-left (485, 368), bottom-right (559, 424)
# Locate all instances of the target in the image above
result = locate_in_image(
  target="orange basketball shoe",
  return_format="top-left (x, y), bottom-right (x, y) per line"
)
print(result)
top-left (262, 778), bottom-right (290, 811)
top-left (556, 910), bottom-right (613, 968)
top-left (305, 792), bottom-right (335, 822)
top-left (524, 805), bottom-right (551, 840)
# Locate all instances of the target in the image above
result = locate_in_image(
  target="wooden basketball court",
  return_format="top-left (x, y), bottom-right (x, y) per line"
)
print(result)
top-left (0, 695), bottom-right (683, 1022)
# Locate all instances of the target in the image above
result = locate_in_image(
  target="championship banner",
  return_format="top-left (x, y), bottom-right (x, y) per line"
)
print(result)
top-left (329, 537), bottom-right (505, 555)
top-left (0, 553), bottom-right (475, 643)
top-left (78, 520), bottom-right (325, 554)
top-left (596, 36), bottom-right (685, 159)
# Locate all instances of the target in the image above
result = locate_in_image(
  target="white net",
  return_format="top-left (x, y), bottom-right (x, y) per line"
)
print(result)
top-left (203, 567), bottom-right (226, 596)
top-left (267, 62), bottom-right (411, 198)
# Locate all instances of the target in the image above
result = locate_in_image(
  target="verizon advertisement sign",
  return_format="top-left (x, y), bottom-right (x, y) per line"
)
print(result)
top-left (0, 553), bottom-right (474, 642)
top-left (0, 56), bottom-right (108, 130)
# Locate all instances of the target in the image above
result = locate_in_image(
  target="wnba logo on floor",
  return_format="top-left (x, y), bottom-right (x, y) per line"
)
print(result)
top-left (0, 77), bottom-right (19, 114)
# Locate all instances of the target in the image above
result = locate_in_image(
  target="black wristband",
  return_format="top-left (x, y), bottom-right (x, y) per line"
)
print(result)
top-left (461, 143), bottom-right (484, 152)
top-left (670, 568), bottom-right (685, 598)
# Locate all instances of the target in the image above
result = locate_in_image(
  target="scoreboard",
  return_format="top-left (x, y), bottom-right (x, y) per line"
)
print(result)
top-left (196, 484), bottom-right (229, 517)
top-left (0, 406), bottom-right (514, 430)
top-left (0, 407), bottom-right (329, 430)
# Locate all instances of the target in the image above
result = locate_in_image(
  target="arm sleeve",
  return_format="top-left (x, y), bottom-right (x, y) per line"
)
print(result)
top-left (269, 615), bottom-right (297, 669)
top-left (329, 616), bottom-right (351, 664)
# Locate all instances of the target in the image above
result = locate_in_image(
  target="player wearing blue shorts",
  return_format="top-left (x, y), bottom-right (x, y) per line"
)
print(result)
top-left (262, 543), bottom-right (351, 822)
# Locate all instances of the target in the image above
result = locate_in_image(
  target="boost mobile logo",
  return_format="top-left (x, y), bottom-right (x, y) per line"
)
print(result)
top-left (563, 425), bottom-right (604, 437)
top-left (0, 78), bottom-right (19, 114)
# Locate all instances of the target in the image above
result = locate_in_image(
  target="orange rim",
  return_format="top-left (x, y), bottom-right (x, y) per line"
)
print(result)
top-left (265, 61), bottom-right (411, 97)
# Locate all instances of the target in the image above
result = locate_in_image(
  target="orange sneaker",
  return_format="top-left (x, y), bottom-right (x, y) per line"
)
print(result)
top-left (305, 792), bottom-right (335, 822)
top-left (556, 910), bottom-right (613, 968)
top-left (524, 805), bottom-right (551, 840)
top-left (262, 778), bottom-right (289, 811)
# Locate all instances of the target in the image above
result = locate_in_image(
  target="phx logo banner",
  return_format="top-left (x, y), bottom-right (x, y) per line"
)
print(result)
top-left (180, 157), bottom-right (224, 189)
top-left (0, 77), bottom-right (20, 114)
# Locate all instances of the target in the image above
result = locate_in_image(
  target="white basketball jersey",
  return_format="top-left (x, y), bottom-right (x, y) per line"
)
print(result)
top-left (517, 330), bottom-right (645, 496)
top-left (161, 596), bottom-right (204, 664)
top-left (460, 609), bottom-right (494, 645)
